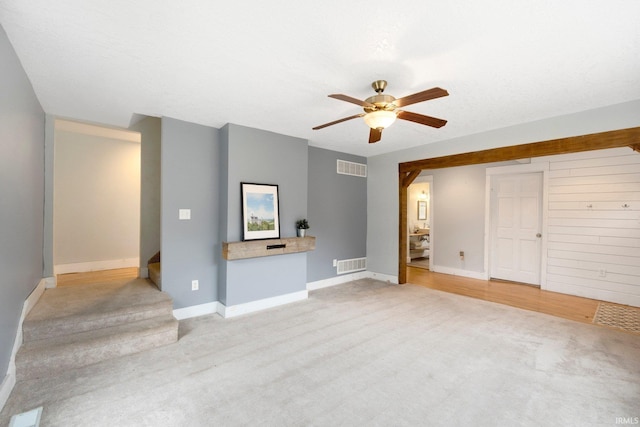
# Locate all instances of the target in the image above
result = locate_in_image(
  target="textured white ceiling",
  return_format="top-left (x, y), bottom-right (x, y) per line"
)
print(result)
top-left (1, 0), bottom-right (639, 156)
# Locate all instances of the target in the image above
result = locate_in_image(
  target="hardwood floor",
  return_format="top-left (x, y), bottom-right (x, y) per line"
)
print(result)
top-left (56, 267), bottom-right (139, 287)
top-left (407, 266), bottom-right (600, 324)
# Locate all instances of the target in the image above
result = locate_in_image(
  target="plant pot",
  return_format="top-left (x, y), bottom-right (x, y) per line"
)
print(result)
top-left (297, 228), bottom-right (306, 237)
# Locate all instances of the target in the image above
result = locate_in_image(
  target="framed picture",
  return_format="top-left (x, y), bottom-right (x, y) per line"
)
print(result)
top-left (241, 183), bottom-right (280, 241)
top-left (417, 200), bottom-right (427, 220)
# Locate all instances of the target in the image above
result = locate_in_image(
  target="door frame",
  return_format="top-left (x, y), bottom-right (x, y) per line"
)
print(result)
top-left (398, 126), bottom-right (640, 284)
top-left (485, 163), bottom-right (549, 288)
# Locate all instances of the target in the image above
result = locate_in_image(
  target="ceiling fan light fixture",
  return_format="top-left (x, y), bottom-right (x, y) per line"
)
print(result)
top-left (363, 110), bottom-right (397, 129)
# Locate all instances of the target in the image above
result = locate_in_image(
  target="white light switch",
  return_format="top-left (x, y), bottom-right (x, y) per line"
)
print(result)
top-left (179, 209), bottom-right (191, 220)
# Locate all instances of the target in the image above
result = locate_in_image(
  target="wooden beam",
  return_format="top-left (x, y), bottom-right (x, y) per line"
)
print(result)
top-left (399, 126), bottom-right (640, 174)
top-left (401, 169), bottom-right (422, 188)
top-left (397, 125), bottom-right (640, 285)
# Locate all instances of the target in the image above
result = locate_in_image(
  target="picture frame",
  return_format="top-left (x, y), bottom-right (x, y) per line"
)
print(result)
top-left (417, 200), bottom-right (427, 221)
top-left (241, 183), bottom-right (280, 241)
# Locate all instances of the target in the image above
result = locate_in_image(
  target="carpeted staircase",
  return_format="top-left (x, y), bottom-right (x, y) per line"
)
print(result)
top-left (16, 278), bottom-right (178, 380)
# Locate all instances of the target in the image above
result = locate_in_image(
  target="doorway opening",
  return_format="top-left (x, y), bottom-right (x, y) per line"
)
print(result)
top-left (52, 119), bottom-right (141, 281)
top-left (407, 177), bottom-right (431, 271)
top-left (397, 126), bottom-right (640, 285)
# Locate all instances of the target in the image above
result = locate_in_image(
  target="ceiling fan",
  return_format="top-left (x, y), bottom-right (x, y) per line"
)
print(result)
top-left (312, 80), bottom-right (449, 143)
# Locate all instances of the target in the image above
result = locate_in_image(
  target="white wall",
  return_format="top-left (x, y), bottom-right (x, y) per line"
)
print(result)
top-left (367, 99), bottom-right (640, 282)
top-left (535, 148), bottom-right (640, 306)
top-left (53, 121), bottom-right (141, 273)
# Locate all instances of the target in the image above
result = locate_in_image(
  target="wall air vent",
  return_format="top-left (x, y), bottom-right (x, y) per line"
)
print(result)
top-left (337, 257), bottom-right (367, 275)
top-left (337, 159), bottom-right (367, 178)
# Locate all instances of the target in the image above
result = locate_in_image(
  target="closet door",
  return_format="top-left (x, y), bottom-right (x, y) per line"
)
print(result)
top-left (490, 172), bottom-right (543, 285)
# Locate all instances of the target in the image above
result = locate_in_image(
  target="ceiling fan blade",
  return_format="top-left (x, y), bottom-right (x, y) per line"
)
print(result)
top-left (393, 87), bottom-right (449, 108)
top-left (369, 128), bottom-right (382, 144)
top-left (328, 94), bottom-right (374, 108)
top-left (312, 113), bottom-right (364, 130)
top-left (397, 110), bottom-right (448, 128)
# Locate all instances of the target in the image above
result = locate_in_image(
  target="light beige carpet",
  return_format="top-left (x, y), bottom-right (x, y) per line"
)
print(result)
top-left (2, 279), bottom-right (639, 426)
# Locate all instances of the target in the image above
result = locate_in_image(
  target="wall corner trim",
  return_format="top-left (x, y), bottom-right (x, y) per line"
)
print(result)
top-left (307, 270), bottom-right (400, 290)
top-left (1, 277), bottom-right (47, 412)
top-left (173, 301), bottom-right (220, 320)
top-left (218, 290), bottom-right (308, 318)
top-left (365, 271), bottom-right (399, 284)
top-left (307, 271), bottom-right (370, 290)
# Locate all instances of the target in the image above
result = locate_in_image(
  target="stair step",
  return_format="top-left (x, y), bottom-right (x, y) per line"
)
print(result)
top-left (23, 298), bottom-right (173, 342)
top-left (22, 279), bottom-right (173, 342)
top-left (16, 316), bottom-right (178, 380)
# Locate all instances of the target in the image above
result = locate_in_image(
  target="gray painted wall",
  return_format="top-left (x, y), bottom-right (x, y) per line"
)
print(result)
top-left (367, 100), bottom-right (640, 278)
top-left (219, 124), bottom-right (308, 306)
top-left (307, 147), bottom-right (367, 282)
top-left (130, 117), bottom-right (161, 270)
top-left (161, 117), bottom-right (220, 308)
top-left (425, 162), bottom-right (513, 272)
top-left (0, 24), bottom-right (45, 376)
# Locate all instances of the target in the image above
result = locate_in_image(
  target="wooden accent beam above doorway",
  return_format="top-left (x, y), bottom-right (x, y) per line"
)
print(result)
top-left (401, 170), bottom-right (422, 189)
top-left (397, 125), bottom-right (640, 285)
top-left (399, 126), bottom-right (640, 174)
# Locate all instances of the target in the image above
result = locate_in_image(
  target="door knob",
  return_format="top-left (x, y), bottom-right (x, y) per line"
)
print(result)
top-left (536, 233), bottom-right (542, 238)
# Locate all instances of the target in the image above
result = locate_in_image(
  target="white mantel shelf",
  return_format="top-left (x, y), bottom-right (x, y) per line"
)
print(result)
top-left (222, 236), bottom-right (316, 260)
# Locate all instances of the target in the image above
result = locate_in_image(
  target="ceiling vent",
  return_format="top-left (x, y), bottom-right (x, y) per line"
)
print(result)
top-left (337, 159), bottom-right (367, 178)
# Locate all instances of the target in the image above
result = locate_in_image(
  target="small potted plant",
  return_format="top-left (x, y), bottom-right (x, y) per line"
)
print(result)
top-left (296, 219), bottom-right (310, 237)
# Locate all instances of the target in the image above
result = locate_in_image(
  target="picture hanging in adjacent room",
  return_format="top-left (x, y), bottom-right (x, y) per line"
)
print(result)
top-left (417, 200), bottom-right (427, 220)
top-left (241, 182), bottom-right (280, 241)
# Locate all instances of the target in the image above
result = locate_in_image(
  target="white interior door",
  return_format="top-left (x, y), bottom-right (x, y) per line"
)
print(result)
top-left (490, 172), bottom-right (542, 285)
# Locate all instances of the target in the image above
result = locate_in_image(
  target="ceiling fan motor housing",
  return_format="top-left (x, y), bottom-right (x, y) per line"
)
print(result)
top-left (364, 94), bottom-right (396, 113)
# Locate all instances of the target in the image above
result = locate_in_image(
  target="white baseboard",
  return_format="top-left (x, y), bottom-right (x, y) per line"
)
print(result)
top-left (307, 271), bottom-right (399, 290)
top-left (44, 276), bottom-right (56, 288)
top-left (430, 265), bottom-right (488, 281)
top-left (365, 271), bottom-right (399, 284)
top-left (139, 267), bottom-right (149, 279)
top-left (1, 277), bottom-right (47, 412)
top-left (307, 271), bottom-right (370, 291)
top-left (54, 258), bottom-right (140, 275)
top-left (219, 290), bottom-right (308, 318)
top-left (173, 301), bottom-right (220, 320)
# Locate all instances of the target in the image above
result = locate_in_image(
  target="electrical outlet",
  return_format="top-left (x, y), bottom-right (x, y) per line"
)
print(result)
top-left (459, 251), bottom-right (465, 260)
top-left (333, 259), bottom-right (337, 267)
top-left (191, 279), bottom-right (199, 291)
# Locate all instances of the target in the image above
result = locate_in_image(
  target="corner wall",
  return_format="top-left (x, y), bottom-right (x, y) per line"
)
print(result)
top-left (0, 24), bottom-right (45, 378)
top-left (161, 117), bottom-right (220, 308)
top-left (219, 124), bottom-right (308, 306)
top-left (307, 147), bottom-right (367, 282)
